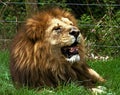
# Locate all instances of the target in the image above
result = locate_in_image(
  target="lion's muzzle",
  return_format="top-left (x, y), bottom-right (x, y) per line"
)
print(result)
top-left (61, 27), bottom-right (81, 63)
top-left (69, 27), bottom-right (80, 39)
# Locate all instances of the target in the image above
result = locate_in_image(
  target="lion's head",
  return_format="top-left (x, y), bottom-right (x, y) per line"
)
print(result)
top-left (26, 7), bottom-right (85, 64)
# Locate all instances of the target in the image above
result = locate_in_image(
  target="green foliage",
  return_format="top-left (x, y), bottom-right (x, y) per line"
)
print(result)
top-left (0, 21), bottom-right (16, 39)
top-left (0, 0), bottom-right (120, 56)
top-left (38, 0), bottom-right (67, 8)
top-left (78, 8), bottom-right (120, 56)
top-left (78, 14), bottom-right (93, 34)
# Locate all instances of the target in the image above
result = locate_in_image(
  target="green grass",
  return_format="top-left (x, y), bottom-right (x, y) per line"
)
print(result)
top-left (0, 51), bottom-right (120, 95)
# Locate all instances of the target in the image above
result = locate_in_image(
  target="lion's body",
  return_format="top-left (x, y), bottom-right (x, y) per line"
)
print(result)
top-left (10, 7), bottom-right (105, 89)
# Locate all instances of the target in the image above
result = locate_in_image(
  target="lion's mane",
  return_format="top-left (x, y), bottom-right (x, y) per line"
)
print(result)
top-left (10, 7), bottom-right (104, 88)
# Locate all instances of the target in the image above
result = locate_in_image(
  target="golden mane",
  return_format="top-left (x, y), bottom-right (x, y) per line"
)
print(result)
top-left (10, 7), bottom-right (105, 89)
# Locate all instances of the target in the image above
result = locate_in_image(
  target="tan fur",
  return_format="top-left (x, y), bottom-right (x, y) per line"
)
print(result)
top-left (10, 7), bottom-right (105, 88)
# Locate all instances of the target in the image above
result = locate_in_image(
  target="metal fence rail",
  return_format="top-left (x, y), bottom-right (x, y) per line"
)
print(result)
top-left (1, 1), bottom-right (120, 6)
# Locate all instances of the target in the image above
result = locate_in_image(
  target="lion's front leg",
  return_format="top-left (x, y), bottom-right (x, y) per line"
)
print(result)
top-left (72, 63), bottom-right (105, 87)
top-left (85, 67), bottom-right (105, 83)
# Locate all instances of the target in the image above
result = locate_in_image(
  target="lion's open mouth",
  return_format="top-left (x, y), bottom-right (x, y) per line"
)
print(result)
top-left (61, 42), bottom-right (79, 58)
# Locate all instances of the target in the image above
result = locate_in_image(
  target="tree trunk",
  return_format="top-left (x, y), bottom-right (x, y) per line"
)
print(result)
top-left (25, 0), bottom-right (38, 17)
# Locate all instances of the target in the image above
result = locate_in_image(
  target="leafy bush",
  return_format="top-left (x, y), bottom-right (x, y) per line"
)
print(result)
top-left (78, 10), bottom-right (120, 57)
top-left (0, 0), bottom-right (120, 57)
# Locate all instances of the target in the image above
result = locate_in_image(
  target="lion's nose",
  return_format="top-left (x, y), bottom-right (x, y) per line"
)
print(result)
top-left (69, 28), bottom-right (80, 38)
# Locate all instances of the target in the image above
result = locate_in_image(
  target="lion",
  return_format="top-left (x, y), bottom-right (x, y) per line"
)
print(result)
top-left (10, 7), bottom-right (105, 92)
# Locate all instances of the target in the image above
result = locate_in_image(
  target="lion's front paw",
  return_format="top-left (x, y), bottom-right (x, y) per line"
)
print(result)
top-left (98, 77), bottom-right (106, 83)
top-left (91, 86), bottom-right (107, 94)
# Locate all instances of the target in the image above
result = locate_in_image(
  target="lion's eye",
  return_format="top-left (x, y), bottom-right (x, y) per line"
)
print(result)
top-left (53, 26), bottom-right (62, 33)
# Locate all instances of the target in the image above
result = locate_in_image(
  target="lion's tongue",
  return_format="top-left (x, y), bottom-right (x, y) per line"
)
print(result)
top-left (69, 46), bottom-right (78, 53)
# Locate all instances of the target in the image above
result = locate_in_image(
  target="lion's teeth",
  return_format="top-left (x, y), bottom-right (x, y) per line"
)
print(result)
top-left (70, 47), bottom-right (78, 53)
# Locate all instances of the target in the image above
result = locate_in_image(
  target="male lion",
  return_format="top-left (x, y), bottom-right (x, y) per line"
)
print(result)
top-left (10, 7), bottom-right (105, 92)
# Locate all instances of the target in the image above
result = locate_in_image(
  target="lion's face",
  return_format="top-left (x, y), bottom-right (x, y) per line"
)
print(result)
top-left (45, 17), bottom-right (83, 63)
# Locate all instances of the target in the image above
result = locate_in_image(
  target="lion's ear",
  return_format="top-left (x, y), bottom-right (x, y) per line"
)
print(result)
top-left (25, 18), bottom-right (44, 40)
